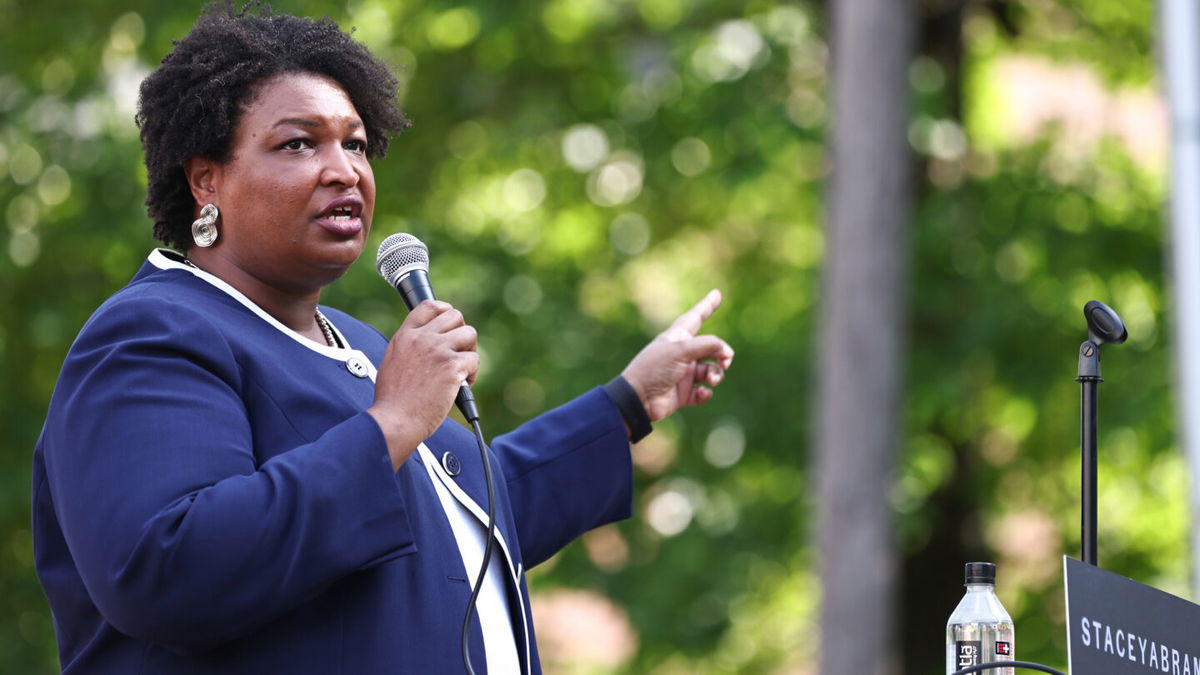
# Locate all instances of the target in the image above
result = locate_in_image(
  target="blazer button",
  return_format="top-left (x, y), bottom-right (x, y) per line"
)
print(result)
top-left (345, 357), bottom-right (369, 378)
top-left (441, 451), bottom-right (462, 477)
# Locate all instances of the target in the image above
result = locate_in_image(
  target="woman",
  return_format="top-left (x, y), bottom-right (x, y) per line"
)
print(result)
top-left (32, 4), bottom-right (733, 674)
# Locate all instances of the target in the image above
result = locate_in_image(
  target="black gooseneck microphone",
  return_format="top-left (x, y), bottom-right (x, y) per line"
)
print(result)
top-left (375, 233), bottom-right (494, 675)
top-left (375, 233), bottom-right (479, 422)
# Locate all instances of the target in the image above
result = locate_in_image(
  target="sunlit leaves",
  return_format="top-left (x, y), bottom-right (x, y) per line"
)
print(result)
top-left (0, 0), bottom-right (1174, 673)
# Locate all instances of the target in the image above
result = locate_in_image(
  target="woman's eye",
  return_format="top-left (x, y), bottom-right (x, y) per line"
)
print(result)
top-left (345, 139), bottom-right (367, 153)
top-left (283, 139), bottom-right (310, 150)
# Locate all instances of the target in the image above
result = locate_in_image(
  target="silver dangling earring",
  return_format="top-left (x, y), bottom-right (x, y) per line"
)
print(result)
top-left (191, 204), bottom-right (219, 248)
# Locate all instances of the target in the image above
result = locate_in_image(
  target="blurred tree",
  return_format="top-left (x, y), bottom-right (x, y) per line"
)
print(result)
top-left (2, 0), bottom-right (816, 672)
top-left (900, 1), bottom-right (1168, 672)
top-left (816, 1), bottom-right (915, 674)
top-left (0, 0), bottom-right (1174, 673)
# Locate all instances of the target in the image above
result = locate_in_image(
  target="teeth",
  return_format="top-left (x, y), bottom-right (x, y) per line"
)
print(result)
top-left (327, 206), bottom-right (354, 221)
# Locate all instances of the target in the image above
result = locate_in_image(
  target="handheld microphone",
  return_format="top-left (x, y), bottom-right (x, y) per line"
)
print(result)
top-left (375, 233), bottom-right (479, 422)
top-left (376, 232), bottom-right (495, 675)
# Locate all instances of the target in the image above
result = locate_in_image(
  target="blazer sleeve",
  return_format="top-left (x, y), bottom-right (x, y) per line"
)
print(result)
top-left (491, 386), bottom-right (635, 567)
top-left (40, 296), bottom-right (415, 654)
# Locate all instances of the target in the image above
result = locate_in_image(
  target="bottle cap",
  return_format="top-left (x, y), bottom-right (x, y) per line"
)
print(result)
top-left (964, 561), bottom-right (996, 585)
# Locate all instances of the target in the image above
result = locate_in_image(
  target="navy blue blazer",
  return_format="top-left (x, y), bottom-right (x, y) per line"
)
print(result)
top-left (32, 250), bottom-right (634, 674)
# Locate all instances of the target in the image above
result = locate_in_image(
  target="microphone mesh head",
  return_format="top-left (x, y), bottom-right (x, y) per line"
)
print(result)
top-left (376, 233), bottom-right (429, 284)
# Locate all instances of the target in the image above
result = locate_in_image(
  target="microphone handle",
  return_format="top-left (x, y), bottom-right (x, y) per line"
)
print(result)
top-left (395, 270), bottom-right (480, 422)
top-left (455, 386), bottom-right (479, 423)
top-left (397, 270), bottom-right (437, 309)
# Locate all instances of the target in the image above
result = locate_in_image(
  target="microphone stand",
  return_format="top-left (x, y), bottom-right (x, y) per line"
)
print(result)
top-left (1074, 300), bottom-right (1127, 567)
top-left (950, 304), bottom-right (1124, 675)
top-left (1076, 340), bottom-right (1101, 566)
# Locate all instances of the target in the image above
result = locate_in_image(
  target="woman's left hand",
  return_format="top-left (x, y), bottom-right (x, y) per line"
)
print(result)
top-left (621, 289), bottom-right (735, 422)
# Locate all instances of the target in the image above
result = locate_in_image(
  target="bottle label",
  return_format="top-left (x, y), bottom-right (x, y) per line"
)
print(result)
top-left (955, 641), bottom-right (982, 668)
top-left (995, 641), bottom-right (1013, 659)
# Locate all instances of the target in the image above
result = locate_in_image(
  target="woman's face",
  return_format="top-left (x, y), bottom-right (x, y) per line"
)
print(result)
top-left (197, 71), bottom-right (376, 293)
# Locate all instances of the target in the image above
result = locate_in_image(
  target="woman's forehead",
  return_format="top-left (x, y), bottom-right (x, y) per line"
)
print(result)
top-left (238, 72), bottom-right (362, 130)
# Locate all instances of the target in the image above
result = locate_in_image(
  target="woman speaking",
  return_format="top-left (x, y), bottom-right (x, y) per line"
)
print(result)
top-left (31, 3), bottom-right (733, 674)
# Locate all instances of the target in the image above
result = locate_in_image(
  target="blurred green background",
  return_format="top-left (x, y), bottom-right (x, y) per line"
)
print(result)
top-left (0, 0), bottom-right (1176, 672)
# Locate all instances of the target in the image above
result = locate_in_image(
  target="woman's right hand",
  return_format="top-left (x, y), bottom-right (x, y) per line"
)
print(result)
top-left (367, 300), bottom-right (479, 470)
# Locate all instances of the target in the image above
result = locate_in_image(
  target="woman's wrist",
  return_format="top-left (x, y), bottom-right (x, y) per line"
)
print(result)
top-left (603, 375), bottom-right (652, 443)
top-left (365, 407), bottom-right (421, 471)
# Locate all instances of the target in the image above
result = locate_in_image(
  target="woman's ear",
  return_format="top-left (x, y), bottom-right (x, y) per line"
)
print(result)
top-left (182, 156), bottom-right (220, 208)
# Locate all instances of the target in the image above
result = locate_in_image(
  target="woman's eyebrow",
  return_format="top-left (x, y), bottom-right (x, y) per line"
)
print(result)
top-left (272, 117), bottom-right (364, 129)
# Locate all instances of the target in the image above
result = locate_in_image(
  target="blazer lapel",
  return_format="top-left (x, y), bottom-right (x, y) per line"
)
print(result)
top-left (415, 442), bottom-right (533, 674)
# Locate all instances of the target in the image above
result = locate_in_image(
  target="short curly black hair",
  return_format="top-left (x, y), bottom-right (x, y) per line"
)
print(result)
top-left (136, 1), bottom-right (410, 250)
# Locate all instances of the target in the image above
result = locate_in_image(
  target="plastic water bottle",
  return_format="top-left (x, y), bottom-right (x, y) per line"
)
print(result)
top-left (946, 562), bottom-right (1014, 674)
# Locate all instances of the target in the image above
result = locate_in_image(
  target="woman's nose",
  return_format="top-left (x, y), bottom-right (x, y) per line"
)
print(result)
top-left (320, 146), bottom-right (360, 188)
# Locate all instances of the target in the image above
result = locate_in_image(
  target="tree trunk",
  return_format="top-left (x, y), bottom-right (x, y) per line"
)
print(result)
top-left (903, 4), bottom-right (973, 672)
top-left (817, 1), bottom-right (916, 673)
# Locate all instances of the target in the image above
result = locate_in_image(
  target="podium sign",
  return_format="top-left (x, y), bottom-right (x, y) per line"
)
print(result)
top-left (1064, 556), bottom-right (1200, 674)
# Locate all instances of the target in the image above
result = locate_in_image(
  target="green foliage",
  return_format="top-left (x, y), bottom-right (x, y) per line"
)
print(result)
top-left (974, 0), bottom-right (1156, 86)
top-left (907, 140), bottom-right (1175, 670)
top-left (3, 1), bottom-right (816, 672)
top-left (0, 0), bottom-right (1176, 673)
top-left (902, 1), bottom-right (1173, 670)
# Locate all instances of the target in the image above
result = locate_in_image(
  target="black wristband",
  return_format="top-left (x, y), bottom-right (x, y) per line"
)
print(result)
top-left (603, 375), bottom-right (652, 443)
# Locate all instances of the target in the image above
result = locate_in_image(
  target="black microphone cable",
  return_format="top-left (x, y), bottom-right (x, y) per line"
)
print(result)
top-left (375, 233), bottom-right (498, 674)
top-left (951, 662), bottom-right (1065, 674)
top-left (461, 416), bottom-right (496, 675)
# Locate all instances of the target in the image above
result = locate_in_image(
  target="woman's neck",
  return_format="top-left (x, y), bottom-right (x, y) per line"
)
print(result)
top-left (185, 249), bottom-right (326, 341)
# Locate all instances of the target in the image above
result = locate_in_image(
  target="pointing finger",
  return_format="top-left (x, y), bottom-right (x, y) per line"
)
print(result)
top-left (664, 289), bottom-right (723, 340)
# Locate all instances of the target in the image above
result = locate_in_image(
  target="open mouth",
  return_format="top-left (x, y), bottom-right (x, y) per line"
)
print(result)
top-left (318, 196), bottom-right (364, 223)
top-left (328, 205), bottom-right (357, 221)
top-left (316, 197), bottom-right (365, 235)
